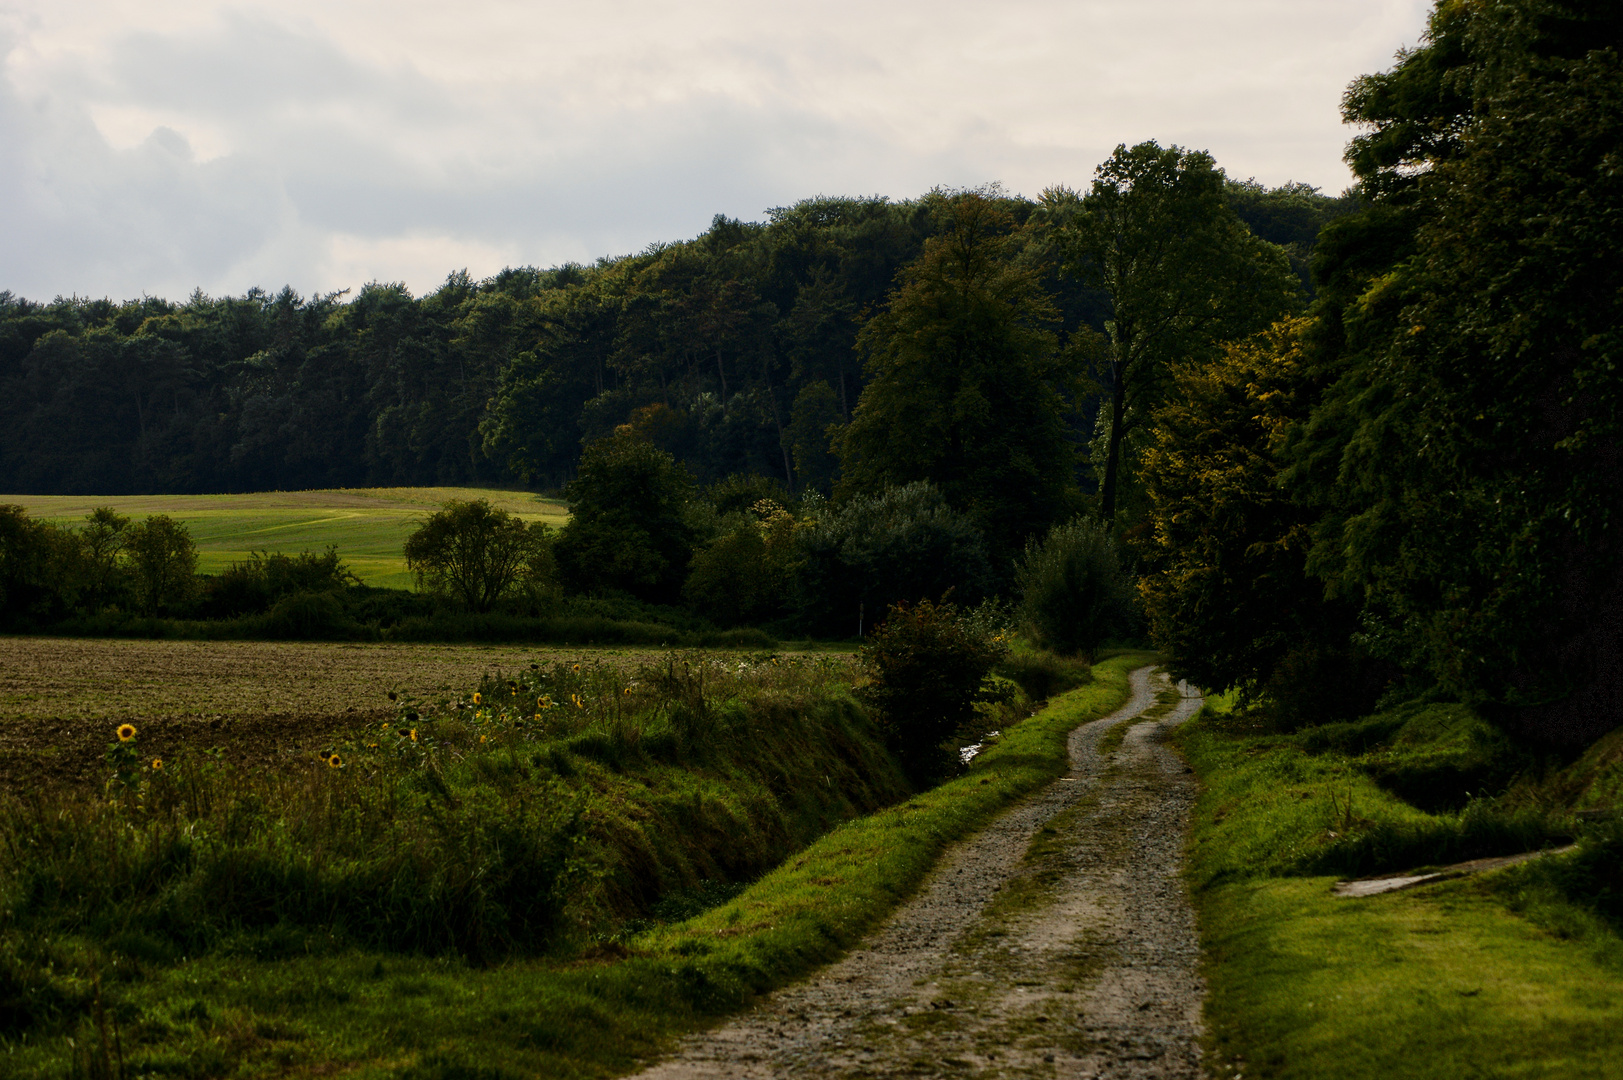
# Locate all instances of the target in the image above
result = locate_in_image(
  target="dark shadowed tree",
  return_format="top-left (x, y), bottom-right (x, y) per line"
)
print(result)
top-left (404, 499), bottom-right (552, 613)
top-left (1048, 142), bottom-right (1299, 526)
top-left (838, 189), bottom-right (1079, 562)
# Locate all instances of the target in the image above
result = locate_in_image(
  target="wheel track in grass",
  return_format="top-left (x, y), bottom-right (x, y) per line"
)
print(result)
top-left (635, 665), bottom-right (1206, 1079)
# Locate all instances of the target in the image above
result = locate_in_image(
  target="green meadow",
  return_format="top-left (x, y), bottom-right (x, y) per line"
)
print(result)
top-left (1178, 696), bottom-right (1623, 1078)
top-left (2, 488), bottom-right (568, 590)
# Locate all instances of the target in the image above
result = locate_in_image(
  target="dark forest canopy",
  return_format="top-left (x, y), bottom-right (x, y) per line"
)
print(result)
top-left (1138, 0), bottom-right (1623, 746)
top-left (0, 181), bottom-right (1350, 500)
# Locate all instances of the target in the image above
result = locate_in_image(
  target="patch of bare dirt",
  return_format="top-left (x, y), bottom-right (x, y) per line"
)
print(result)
top-left (635, 666), bottom-right (1206, 1079)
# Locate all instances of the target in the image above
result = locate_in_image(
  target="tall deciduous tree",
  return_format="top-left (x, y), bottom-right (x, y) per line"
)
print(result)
top-left (1048, 142), bottom-right (1299, 525)
top-left (1285, 0), bottom-right (1623, 744)
top-left (838, 189), bottom-right (1078, 561)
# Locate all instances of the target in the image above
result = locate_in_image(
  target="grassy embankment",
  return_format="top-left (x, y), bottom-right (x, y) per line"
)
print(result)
top-left (1, 651), bottom-right (1144, 1078)
top-left (7, 488), bottom-right (567, 590)
top-left (1177, 695), bottom-right (1623, 1078)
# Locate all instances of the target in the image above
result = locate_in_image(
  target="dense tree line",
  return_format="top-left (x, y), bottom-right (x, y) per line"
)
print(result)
top-left (0, 183), bottom-right (1345, 503)
top-left (1139, 0), bottom-right (1623, 746)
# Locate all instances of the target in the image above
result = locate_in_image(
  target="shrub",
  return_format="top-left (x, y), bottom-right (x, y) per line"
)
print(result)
top-left (794, 482), bottom-right (992, 638)
top-left (995, 648), bottom-right (1093, 703)
top-left (1014, 517), bottom-right (1136, 656)
top-left (684, 501), bottom-right (797, 626)
top-left (204, 547), bottom-right (358, 617)
top-left (263, 591), bottom-right (362, 640)
top-left (856, 598), bottom-right (1008, 784)
top-left (0, 505), bottom-right (87, 625)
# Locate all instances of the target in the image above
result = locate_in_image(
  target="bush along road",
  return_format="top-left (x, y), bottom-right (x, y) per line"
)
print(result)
top-left (635, 665), bottom-right (1204, 1079)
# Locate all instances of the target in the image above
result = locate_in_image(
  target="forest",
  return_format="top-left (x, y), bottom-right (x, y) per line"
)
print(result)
top-left (0, 180), bottom-right (1342, 499)
top-left (3, 0), bottom-right (1620, 751)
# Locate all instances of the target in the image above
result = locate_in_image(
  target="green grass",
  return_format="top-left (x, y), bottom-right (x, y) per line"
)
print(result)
top-left (0, 653), bottom-right (1149, 1078)
top-left (1178, 695), bottom-right (1623, 1079)
top-left (4, 488), bottom-right (567, 589)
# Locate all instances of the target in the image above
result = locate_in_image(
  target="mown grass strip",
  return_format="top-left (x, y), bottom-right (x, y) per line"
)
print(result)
top-left (1177, 702), bottom-right (1623, 1079)
top-left (0, 654), bottom-right (1149, 1080)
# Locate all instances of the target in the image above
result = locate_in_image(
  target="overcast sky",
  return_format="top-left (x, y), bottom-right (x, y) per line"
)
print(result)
top-left (0, 0), bottom-right (1432, 303)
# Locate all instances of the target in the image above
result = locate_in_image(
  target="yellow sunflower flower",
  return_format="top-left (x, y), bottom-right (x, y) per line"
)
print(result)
top-left (327, 753), bottom-right (343, 768)
top-left (151, 757), bottom-right (163, 770)
top-left (472, 692), bottom-right (482, 705)
top-left (116, 723), bottom-right (137, 742)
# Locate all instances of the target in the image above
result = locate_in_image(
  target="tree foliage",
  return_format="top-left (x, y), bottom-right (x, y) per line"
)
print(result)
top-left (838, 189), bottom-right (1079, 560)
top-left (553, 431), bottom-right (696, 603)
top-left (122, 515), bottom-right (198, 616)
top-left (1047, 143), bottom-right (1301, 527)
top-left (1015, 517), bottom-right (1137, 658)
top-left (856, 597), bottom-right (1008, 784)
top-left (793, 482), bottom-right (992, 638)
top-left (404, 500), bottom-right (552, 614)
top-left (1285, 0), bottom-right (1623, 742)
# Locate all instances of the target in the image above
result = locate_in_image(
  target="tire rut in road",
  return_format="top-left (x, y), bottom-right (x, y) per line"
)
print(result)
top-left (634, 665), bottom-right (1205, 1079)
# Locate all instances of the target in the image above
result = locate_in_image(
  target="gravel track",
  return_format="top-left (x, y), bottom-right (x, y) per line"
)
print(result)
top-left (636, 665), bottom-right (1206, 1079)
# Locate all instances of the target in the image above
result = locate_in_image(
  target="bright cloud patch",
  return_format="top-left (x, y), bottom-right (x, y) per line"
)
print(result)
top-left (0, 0), bottom-right (1431, 300)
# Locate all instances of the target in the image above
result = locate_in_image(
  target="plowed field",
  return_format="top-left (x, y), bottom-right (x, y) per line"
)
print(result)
top-left (0, 636), bottom-right (660, 790)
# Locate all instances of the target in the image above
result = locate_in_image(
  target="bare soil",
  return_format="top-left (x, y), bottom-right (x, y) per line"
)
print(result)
top-left (636, 666), bottom-right (1206, 1079)
top-left (0, 636), bottom-right (664, 789)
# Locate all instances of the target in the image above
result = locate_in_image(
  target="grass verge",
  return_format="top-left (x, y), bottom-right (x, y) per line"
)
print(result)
top-left (0, 654), bottom-right (1148, 1078)
top-left (1178, 696), bottom-right (1623, 1079)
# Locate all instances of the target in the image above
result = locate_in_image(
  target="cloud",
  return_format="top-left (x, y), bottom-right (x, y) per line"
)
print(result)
top-left (0, 0), bottom-right (1433, 301)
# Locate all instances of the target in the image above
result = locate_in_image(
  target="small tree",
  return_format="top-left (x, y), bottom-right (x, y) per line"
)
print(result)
top-left (80, 507), bottom-right (131, 609)
top-left (857, 598), bottom-right (1008, 785)
top-left (404, 499), bottom-right (551, 613)
top-left (1015, 518), bottom-right (1137, 657)
top-left (123, 515), bottom-right (198, 616)
top-left (553, 431), bottom-right (696, 603)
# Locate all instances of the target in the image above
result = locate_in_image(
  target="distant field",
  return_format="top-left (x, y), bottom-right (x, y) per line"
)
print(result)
top-left (2, 487), bottom-right (569, 588)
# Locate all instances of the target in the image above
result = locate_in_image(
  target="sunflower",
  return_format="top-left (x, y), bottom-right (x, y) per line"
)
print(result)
top-left (479, 734), bottom-right (488, 744)
top-left (539, 695), bottom-right (552, 709)
top-left (327, 753), bottom-right (343, 768)
top-left (472, 692), bottom-right (482, 705)
top-left (571, 693), bottom-right (584, 709)
top-left (151, 757), bottom-right (163, 770)
top-left (409, 729), bottom-right (418, 742)
top-left (572, 663), bottom-right (581, 673)
top-left (116, 723), bottom-right (137, 742)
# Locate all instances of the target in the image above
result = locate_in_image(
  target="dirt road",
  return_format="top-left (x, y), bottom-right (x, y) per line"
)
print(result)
top-left (636, 665), bottom-right (1206, 1079)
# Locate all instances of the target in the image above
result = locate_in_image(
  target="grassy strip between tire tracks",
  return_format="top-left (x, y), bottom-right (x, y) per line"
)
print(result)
top-left (1177, 698), bottom-right (1623, 1080)
top-left (2, 654), bottom-right (1150, 1079)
